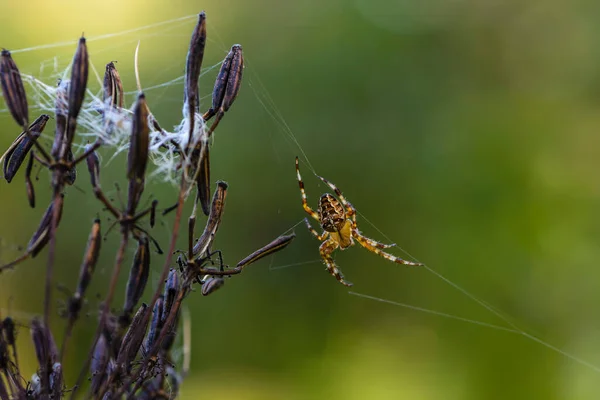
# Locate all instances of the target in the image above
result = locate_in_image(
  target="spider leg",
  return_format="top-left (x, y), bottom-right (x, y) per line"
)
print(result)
top-left (319, 240), bottom-right (353, 287)
top-left (295, 157), bottom-right (320, 222)
top-left (356, 234), bottom-right (396, 249)
top-left (353, 230), bottom-right (423, 266)
top-left (303, 218), bottom-right (329, 241)
top-left (315, 174), bottom-right (353, 210)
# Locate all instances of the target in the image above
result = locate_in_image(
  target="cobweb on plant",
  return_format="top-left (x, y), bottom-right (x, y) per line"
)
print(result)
top-left (0, 14), bottom-right (223, 189)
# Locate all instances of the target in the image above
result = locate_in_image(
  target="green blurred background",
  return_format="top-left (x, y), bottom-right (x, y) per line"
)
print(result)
top-left (2, 0), bottom-right (600, 398)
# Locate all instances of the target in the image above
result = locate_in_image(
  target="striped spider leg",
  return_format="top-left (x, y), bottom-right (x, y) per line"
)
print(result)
top-left (295, 157), bottom-right (423, 287)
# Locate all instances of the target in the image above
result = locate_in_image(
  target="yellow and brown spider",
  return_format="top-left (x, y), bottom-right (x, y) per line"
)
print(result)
top-left (295, 157), bottom-right (423, 286)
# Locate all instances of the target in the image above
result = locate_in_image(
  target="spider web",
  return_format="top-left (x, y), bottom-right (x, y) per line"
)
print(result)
top-left (0, 10), bottom-right (597, 398)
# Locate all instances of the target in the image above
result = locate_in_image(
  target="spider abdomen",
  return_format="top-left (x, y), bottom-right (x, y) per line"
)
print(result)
top-left (318, 193), bottom-right (346, 232)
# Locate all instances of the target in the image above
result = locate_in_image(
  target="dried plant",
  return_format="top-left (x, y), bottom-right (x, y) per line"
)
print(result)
top-left (0, 11), bottom-right (295, 399)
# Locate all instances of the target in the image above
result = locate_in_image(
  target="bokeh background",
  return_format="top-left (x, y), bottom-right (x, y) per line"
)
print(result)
top-left (2, 0), bottom-right (600, 398)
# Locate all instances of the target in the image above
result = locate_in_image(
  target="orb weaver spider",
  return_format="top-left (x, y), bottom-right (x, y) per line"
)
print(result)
top-left (295, 157), bottom-right (423, 286)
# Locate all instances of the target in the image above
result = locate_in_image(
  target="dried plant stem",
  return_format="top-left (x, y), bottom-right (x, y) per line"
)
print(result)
top-left (59, 318), bottom-right (74, 363)
top-left (44, 182), bottom-right (64, 328)
top-left (108, 179), bottom-right (187, 399)
top-left (70, 230), bottom-right (130, 400)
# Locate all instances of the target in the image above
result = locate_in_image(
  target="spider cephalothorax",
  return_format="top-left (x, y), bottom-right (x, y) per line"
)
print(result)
top-left (296, 157), bottom-right (423, 287)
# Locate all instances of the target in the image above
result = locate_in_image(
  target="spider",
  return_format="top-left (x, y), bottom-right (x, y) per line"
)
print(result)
top-left (295, 157), bottom-right (423, 286)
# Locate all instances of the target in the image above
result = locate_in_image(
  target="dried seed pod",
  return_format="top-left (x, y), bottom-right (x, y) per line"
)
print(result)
top-left (162, 269), bottom-right (180, 324)
top-left (127, 93), bottom-right (150, 182)
top-left (103, 61), bottom-right (123, 109)
top-left (63, 37), bottom-right (89, 155)
top-left (0, 197), bottom-right (64, 272)
top-left (0, 327), bottom-right (22, 395)
top-left (116, 303), bottom-right (148, 371)
top-left (51, 79), bottom-right (69, 159)
top-left (67, 36), bottom-right (88, 122)
top-left (85, 143), bottom-right (100, 188)
top-left (122, 236), bottom-right (150, 321)
top-left (183, 11), bottom-right (207, 143)
top-left (28, 196), bottom-right (64, 257)
top-left (201, 276), bottom-right (225, 296)
top-left (203, 44), bottom-right (243, 138)
top-left (193, 181), bottom-right (228, 257)
top-left (237, 233), bottom-right (296, 269)
top-left (2, 114), bottom-right (50, 183)
top-left (69, 219), bottom-right (101, 318)
top-left (211, 44), bottom-right (243, 115)
top-left (90, 334), bottom-right (109, 395)
top-left (2, 317), bottom-right (15, 347)
top-left (30, 318), bottom-right (59, 394)
top-left (0, 49), bottom-right (28, 128)
top-left (144, 295), bottom-right (164, 352)
top-left (25, 152), bottom-right (35, 208)
top-left (195, 141), bottom-right (211, 216)
top-left (159, 269), bottom-right (181, 352)
top-left (31, 319), bottom-right (58, 368)
top-left (160, 308), bottom-right (179, 352)
top-left (222, 44), bottom-right (243, 110)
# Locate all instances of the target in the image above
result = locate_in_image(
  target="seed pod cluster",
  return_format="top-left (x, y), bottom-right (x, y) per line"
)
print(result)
top-left (189, 43), bottom-right (243, 215)
top-left (0, 11), bottom-right (299, 400)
